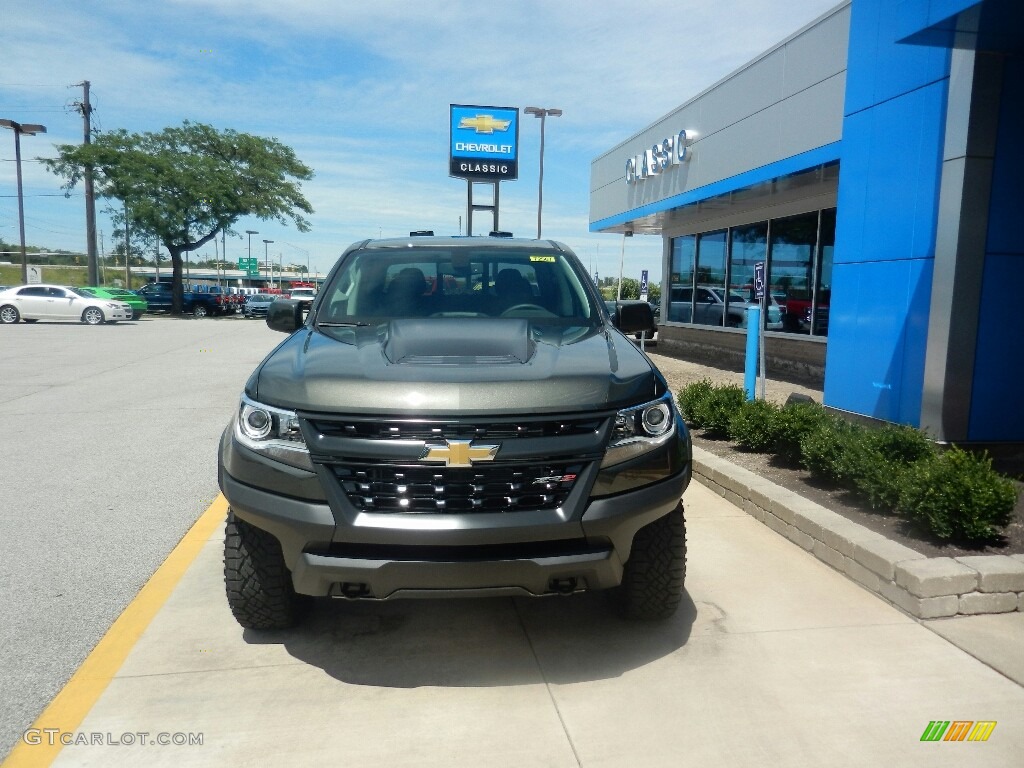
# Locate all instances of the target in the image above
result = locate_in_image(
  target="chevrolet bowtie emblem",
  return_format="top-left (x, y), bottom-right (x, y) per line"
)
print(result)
top-left (420, 439), bottom-right (500, 467)
top-left (458, 114), bottom-right (511, 134)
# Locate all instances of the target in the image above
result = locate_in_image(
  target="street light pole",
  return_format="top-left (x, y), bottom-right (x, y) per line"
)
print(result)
top-left (523, 107), bottom-right (562, 240)
top-left (0, 119), bottom-right (47, 284)
top-left (263, 239), bottom-right (274, 289)
top-left (245, 230), bottom-right (258, 288)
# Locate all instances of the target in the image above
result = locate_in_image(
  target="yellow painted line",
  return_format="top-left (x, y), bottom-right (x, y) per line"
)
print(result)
top-left (2, 495), bottom-right (228, 768)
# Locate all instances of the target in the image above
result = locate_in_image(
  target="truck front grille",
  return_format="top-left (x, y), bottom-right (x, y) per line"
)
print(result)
top-left (307, 417), bottom-right (603, 441)
top-left (331, 462), bottom-right (584, 514)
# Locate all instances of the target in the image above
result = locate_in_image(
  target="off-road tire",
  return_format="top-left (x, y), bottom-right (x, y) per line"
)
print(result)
top-left (224, 511), bottom-right (307, 629)
top-left (611, 504), bottom-right (686, 620)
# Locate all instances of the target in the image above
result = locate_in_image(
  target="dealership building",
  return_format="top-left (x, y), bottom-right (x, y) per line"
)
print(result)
top-left (590, 0), bottom-right (1022, 447)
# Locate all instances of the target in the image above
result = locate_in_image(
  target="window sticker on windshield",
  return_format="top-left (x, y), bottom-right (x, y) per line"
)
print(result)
top-left (529, 255), bottom-right (556, 262)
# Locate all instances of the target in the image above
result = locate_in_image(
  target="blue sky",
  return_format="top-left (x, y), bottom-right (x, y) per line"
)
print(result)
top-left (1, 0), bottom-right (840, 280)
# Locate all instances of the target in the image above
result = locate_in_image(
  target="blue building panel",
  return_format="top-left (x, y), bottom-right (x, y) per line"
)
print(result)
top-left (834, 80), bottom-right (946, 265)
top-left (824, 258), bottom-right (932, 424)
top-left (845, 0), bottom-right (951, 116)
top-left (969, 254), bottom-right (1024, 440)
top-left (984, 56), bottom-right (1024, 258)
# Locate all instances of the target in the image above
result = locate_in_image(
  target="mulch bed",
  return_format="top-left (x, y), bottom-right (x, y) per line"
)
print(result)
top-left (691, 432), bottom-right (1024, 558)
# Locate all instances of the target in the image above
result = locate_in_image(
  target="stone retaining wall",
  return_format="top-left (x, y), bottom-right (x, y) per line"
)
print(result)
top-left (693, 446), bottom-right (1024, 619)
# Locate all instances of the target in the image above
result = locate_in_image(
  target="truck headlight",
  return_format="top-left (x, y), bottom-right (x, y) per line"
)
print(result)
top-left (234, 394), bottom-right (313, 470)
top-left (602, 393), bottom-right (676, 468)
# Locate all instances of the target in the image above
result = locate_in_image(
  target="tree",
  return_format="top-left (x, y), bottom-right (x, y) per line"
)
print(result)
top-left (44, 121), bottom-right (313, 312)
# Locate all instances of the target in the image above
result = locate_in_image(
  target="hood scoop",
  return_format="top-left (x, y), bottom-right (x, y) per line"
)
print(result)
top-left (384, 318), bottom-right (533, 365)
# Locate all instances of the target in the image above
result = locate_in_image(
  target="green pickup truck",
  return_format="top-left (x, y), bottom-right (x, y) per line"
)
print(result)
top-left (218, 234), bottom-right (692, 629)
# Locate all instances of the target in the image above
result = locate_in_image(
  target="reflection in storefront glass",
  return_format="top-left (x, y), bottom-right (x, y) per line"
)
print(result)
top-left (694, 230), bottom-right (727, 327)
top-left (814, 208), bottom-right (835, 336)
top-left (664, 207), bottom-right (835, 336)
top-left (669, 235), bottom-right (695, 322)
top-left (729, 222), bottom-right (768, 327)
top-left (769, 212), bottom-right (817, 334)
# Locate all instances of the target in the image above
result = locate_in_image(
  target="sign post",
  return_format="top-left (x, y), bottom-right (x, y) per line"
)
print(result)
top-left (449, 105), bottom-right (520, 235)
top-left (754, 261), bottom-right (767, 400)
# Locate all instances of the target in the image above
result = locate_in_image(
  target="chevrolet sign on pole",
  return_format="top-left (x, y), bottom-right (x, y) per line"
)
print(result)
top-left (449, 104), bottom-right (519, 181)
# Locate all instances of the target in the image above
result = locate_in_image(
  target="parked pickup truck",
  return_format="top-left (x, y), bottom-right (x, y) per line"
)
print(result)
top-left (135, 282), bottom-right (230, 317)
top-left (218, 234), bottom-right (692, 629)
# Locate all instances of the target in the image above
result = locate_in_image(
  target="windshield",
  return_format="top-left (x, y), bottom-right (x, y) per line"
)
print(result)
top-left (250, 294), bottom-right (276, 301)
top-left (316, 245), bottom-right (597, 325)
top-left (66, 287), bottom-right (93, 298)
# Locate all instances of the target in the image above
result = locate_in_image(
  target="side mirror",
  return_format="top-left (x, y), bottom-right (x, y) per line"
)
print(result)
top-left (614, 300), bottom-right (655, 334)
top-left (266, 299), bottom-right (303, 333)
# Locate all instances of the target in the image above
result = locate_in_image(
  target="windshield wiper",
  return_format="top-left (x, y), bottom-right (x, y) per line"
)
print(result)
top-left (316, 320), bottom-right (372, 327)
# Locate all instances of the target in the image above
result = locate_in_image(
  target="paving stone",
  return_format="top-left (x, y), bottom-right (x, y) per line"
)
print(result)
top-left (852, 539), bottom-right (926, 581)
top-left (789, 503), bottom-right (835, 541)
top-left (877, 581), bottom-right (958, 619)
top-left (741, 498), bottom-right (765, 522)
top-left (895, 558), bottom-right (979, 598)
top-left (812, 540), bottom-right (845, 572)
top-left (818, 519), bottom-right (885, 559)
top-left (722, 488), bottom-right (744, 509)
top-left (786, 526), bottom-right (814, 551)
top-left (958, 591), bottom-right (1018, 615)
top-left (770, 490), bottom-right (809, 525)
top-left (844, 557), bottom-right (880, 593)
top-left (955, 556), bottom-right (1024, 593)
top-left (763, 512), bottom-right (791, 538)
top-left (746, 482), bottom-right (774, 514)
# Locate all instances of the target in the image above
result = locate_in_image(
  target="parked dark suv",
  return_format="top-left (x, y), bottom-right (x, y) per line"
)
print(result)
top-left (218, 235), bottom-right (691, 628)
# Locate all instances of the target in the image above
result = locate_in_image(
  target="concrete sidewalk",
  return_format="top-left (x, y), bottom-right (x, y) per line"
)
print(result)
top-left (31, 482), bottom-right (1024, 767)
top-left (648, 350), bottom-right (1024, 685)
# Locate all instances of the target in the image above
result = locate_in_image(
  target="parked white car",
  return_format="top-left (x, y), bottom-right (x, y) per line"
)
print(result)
top-left (0, 284), bottom-right (131, 325)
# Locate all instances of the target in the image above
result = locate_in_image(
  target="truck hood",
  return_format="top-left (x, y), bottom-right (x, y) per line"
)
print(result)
top-left (250, 319), bottom-right (663, 416)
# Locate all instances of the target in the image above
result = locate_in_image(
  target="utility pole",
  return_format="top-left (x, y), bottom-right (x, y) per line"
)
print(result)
top-left (73, 81), bottom-right (100, 286)
top-left (124, 209), bottom-right (131, 288)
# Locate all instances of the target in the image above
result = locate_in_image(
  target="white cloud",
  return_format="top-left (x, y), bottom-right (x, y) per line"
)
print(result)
top-left (1, 0), bottom-right (841, 279)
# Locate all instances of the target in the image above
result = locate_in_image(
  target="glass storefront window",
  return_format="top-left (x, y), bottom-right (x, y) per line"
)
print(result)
top-left (728, 222), bottom-right (768, 327)
top-left (668, 235), bottom-right (695, 322)
top-left (693, 230), bottom-right (727, 327)
top-left (813, 208), bottom-right (835, 336)
top-left (769, 212), bottom-right (818, 334)
top-left (663, 206), bottom-right (835, 336)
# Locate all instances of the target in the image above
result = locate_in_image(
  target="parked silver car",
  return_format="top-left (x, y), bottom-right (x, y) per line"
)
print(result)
top-left (0, 284), bottom-right (131, 325)
top-left (669, 285), bottom-right (783, 330)
top-left (242, 293), bottom-right (277, 318)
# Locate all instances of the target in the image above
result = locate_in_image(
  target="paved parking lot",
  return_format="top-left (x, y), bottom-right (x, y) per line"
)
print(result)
top-left (2, 315), bottom-right (1022, 767)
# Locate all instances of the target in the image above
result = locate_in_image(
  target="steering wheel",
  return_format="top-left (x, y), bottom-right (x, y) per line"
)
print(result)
top-left (500, 303), bottom-right (553, 317)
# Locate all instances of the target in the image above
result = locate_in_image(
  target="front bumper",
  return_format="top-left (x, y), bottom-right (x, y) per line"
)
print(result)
top-left (218, 423), bottom-right (690, 600)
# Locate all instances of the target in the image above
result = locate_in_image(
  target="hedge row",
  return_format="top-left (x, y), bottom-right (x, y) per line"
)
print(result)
top-left (677, 379), bottom-right (1019, 544)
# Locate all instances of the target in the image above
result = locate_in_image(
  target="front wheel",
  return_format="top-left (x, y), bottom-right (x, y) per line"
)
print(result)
top-left (610, 505), bottom-right (686, 620)
top-left (82, 307), bottom-right (105, 325)
top-left (224, 512), bottom-right (308, 629)
top-left (192, 304), bottom-right (208, 318)
top-left (0, 305), bottom-right (20, 324)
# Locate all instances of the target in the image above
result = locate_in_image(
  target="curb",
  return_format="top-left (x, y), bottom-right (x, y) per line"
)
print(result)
top-left (692, 446), bottom-right (1024, 619)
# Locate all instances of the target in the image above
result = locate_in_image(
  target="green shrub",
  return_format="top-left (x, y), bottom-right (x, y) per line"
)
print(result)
top-left (896, 448), bottom-right (1018, 542)
top-left (727, 398), bottom-right (782, 452)
top-left (695, 384), bottom-right (746, 437)
top-left (799, 416), bottom-right (864, 485)
top-left (843, 425), bottom-right (936, 510)
top-left (773, 400), bottom-right (830, 464)
top-left (677, 379), bottom-right (714, 428)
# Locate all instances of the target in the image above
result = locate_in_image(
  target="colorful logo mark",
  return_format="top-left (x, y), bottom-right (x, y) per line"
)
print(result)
top-left (458, 115), bottom-right (511, 134)
top-left (920, 721), bottom-right (996, 742)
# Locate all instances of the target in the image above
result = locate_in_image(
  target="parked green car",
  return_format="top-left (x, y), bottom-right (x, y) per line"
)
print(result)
top-left (81, 286), bottom-right (148, 320)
